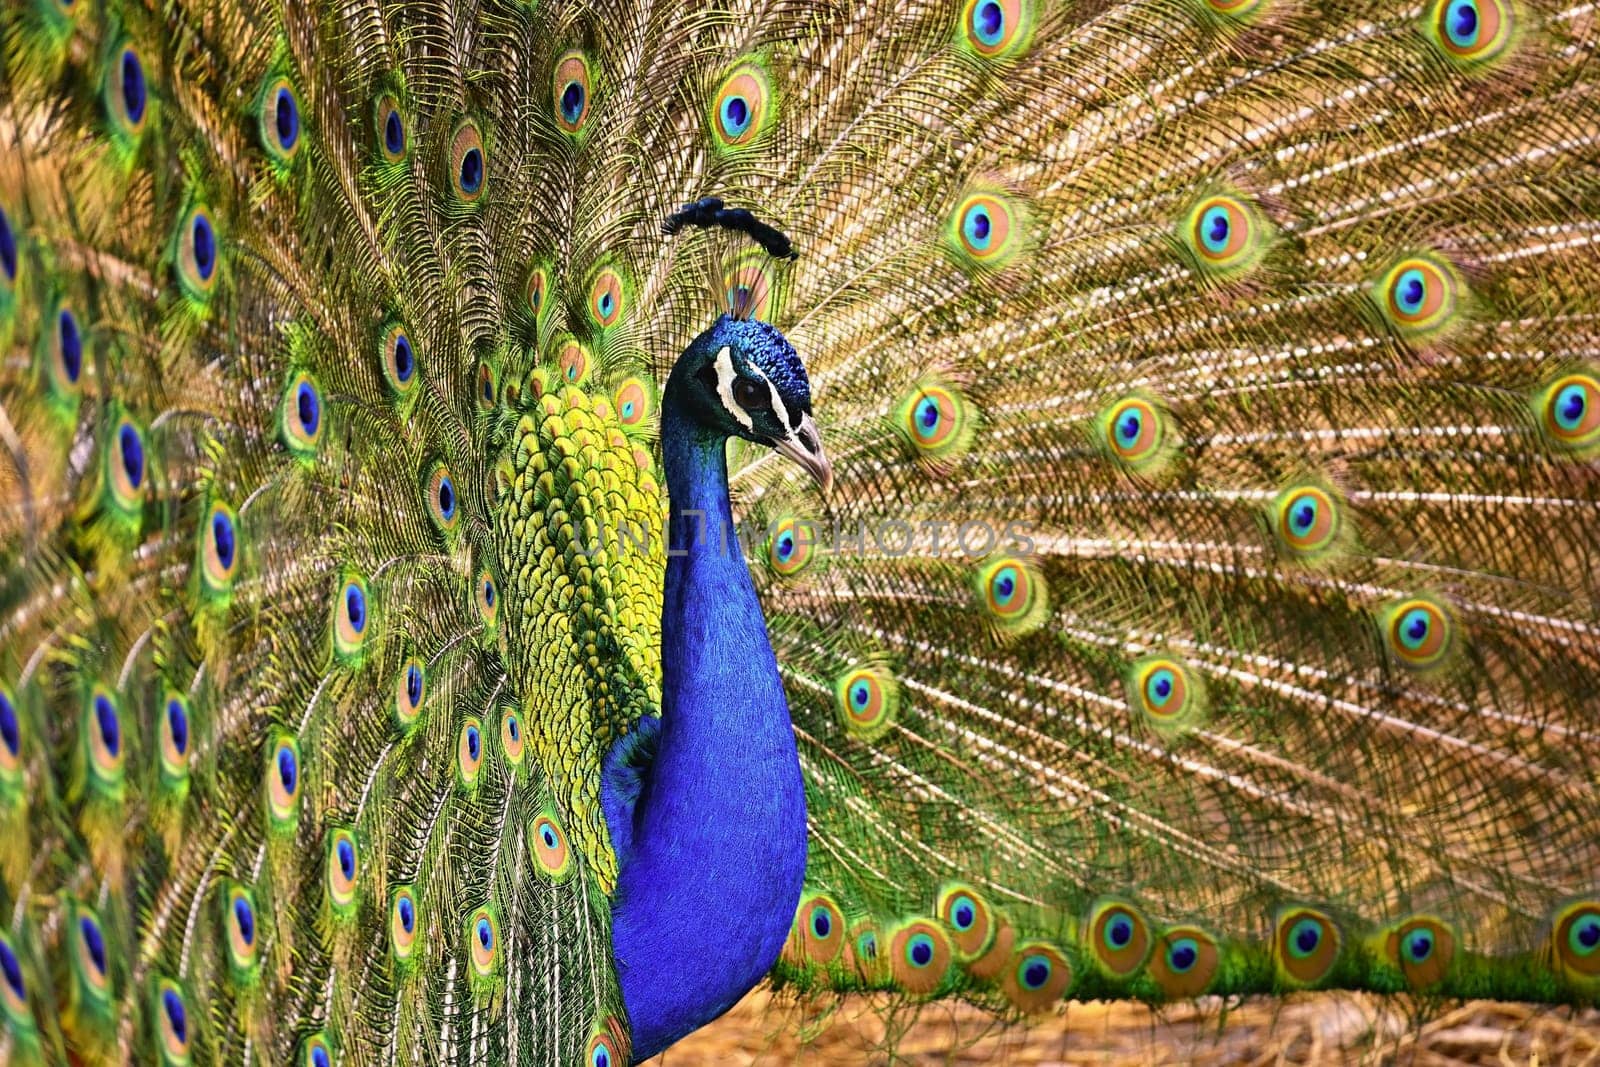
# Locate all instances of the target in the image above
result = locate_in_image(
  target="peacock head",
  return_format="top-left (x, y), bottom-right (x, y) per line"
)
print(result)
top-left (669, 314), bottom-right (832, 493)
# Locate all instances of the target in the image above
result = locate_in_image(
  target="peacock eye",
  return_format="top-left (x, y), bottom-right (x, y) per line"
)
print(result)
top-left (733, 377), bottom-right (769, 409)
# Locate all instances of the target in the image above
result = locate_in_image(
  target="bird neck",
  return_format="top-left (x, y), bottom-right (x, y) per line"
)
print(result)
top-left (604, 392), bottom-right (808, 1059)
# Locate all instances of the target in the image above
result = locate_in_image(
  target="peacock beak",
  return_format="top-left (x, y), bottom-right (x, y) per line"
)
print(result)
top-left (774, 413), bottom-right (833, 497)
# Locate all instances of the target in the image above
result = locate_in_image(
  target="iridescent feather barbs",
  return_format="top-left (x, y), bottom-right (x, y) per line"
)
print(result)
top-left (2, 0), bottom-right (1600, 1062)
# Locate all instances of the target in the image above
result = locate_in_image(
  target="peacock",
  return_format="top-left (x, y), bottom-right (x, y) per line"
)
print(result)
top-left (0, 0), bottom-right (1597, 1060)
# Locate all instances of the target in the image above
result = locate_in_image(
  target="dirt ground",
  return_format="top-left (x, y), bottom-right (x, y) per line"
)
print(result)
top-left (651, 990), bottom-right (1600, 1065)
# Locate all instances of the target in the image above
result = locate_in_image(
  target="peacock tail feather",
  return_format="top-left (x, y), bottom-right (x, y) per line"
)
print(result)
top-left (1, 0), bottom-right (1597, 1061)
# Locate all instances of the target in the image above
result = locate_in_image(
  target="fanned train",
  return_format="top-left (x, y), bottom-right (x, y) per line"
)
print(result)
top-left (1, 0), bottom-right (1598, 1061)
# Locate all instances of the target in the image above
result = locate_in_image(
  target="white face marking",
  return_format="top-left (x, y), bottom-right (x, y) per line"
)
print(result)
top-left (742, 361), bottom-right (794, 433)
top-left (713, 346), bottom-right (755, 431)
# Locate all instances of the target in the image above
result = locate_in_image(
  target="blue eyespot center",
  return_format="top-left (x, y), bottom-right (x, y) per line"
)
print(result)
top-left (974, 0), bottom-right (1005, 44)
top-left (482, 579), bottom-right (495, 608)
top-left (277, 747), bottom-right (298, 793)
top-left (118, 423), bottom-right (144, 490)
top-left (94, 695), bottom-right (120, 757)
top-left (406, 665), bottom-right (422, 706)
top-left (212, 511), bottom-right (236, 570)
top-left (1293, 502), bottom-right (1315, 531)
top-left (121, 49), bottom-right (146, 124)
top-left (163, 988), bottom-right (188, 1042)
top-left (860, 934), bottom-right (877, 958)
top-left (0, 940), bottom-right (23, 998)
top-left (1448, 0), bottom-right (1479, 44)
top-left (541, 826), bottom-right (557, 848)
top-left (1401, 609), bottom-right (1431, 647)
top-left (1405, 930), bottom-right (1432, 961)
top-left (507, 717), bottom-right (520, 741)
top-left (458, 147), bottom-right (483, 194)
top-left (1168, 939), bottom-right (1198, 972)
top-left (561, 82), bottom-right (585, 124)
top-left (275, 87), bottom-right (299, 150)
top-left (191, 214), bottom-right (216, 280)
top-left (0, 207), bottom-right (16, 281)
top-left (1022, 956), bottom-right (1050, 989)
top-left (345, 585), bottom-right (366, 632)
top-left (398, 896), bottom-right (414, 932)
top-left (994, 570), bottom-right (1016, 601)
top-left (721, 95), bottom-right (751, 136)
top-left (1293, 919), bottom-right (1321, 955)
top-left (394, 334), bottom-right (413, 380)
top-left (811, 908), bottom-right (832, 938)
top-left (851, 682), bottom-right (870, 707)
top-left (1118, 413), bottom-right (1141, 443)
top-left (963, 206), bottom-right (992, 247)
top-left (313, 1047), bottom-right (330, 1067)
top-left (1397, 269), bottom-right (1426, 312)
top-left (466, 726), bottom-right (480, 761)
top-left (0, 693), bottom-right (18, 756)
top-left (1577, 918), bottom-right (1600, 950)
top-left (477, 917), bottom-right (492, 949)
top-left (953, 898), bottom-right (975, 929)
top-left (593, 1047), bottom-right (609, 1067)
top-left (234, 897), bottom-right (255, 945)
top-left (1556, 384), bottom-right (1587, 428)
top-left (437, 476), bottom-right (455, 518)
top-left (908, 934), bottom-right (934, 966)
top-left (337, 838), bottom-right (354, 878)
top-left (1108, 914), bottom-right (1132, 947)
top-left (296, 382), bottom-right (319, 435)
top-left (915, 397), bottom-right (940, 435)
top-left (59, 309), bottom-right (83, 382)
top-left (385, 110), bottom-right (405, 155)
top-left (166, 699), bottom-right (189, 754)
top-left (79, 915), bottom-right (106, 974)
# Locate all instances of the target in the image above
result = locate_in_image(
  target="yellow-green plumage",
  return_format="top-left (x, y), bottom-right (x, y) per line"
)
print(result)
top-left (1, 0), bottom-right (1598, 1061)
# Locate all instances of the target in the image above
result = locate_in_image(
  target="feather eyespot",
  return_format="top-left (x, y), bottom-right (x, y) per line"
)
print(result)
top-left (199, 501), bottom-right (239, 592)
top-left (1101, 396), bottom-right (1167, 469)
top-left (266, 734), bottom-right (300, 826)
top-left (976, 556), bottom-right (1048, 635)
top-left (467, 906), bottom-right (498, 978)
top-left (1376, 254), bottom-right (1460, 338)
top-left (1274, 907), bottom-right (1341, 986)
top-left (326, 828), bottom-right (359, 913)
top-left (333, 575), bottom-right (369, 660)
top-left (500, 709), bottom-right (525, 766)
top-left (47, 304), bottom-right (85, 394)
top-left (961, 0), bottom-right (1032, 58)
top-left (300, 1032), bottom-right (333, 1067)
top-left (1427, 0), bottom-right (1513, 64)
top-left (1182, 194), bottom-right (1267, 276)
top-left (280, 373), bottom-right (324, 457)
top-left (788, 894), bottom-right (845, 965)
top-left (174, 206), bottom-right (218, 300)
top-left (425, 462), bottom-right (459, 533)
top-left (381, 323), bottom-right (417, 395)
top-left (835, 663), bottom-right (898, 742)
top-left (457, 717), bottom-right (484, 788)
top-left (1380, 596), bottom-right (1455, 672)
top-left (888, 919), bottom-right (952, 995)
top-left (390, 886), bottom-right (418, 965)
top-left (224, 884), bottom-right (259, 975)
top-left (588, 267), bottom-right (626, 329)
top-left (949, 192), bottom-right (1020, 267)
top-left (71, 904), bottom-right (111, 1000)
top-left (614, 377), bottom-right (653, 428)
top-left (532, 811), bottom-right (573, 880)
top-left (154, 979), bottom-right (191, 1065)
top-left (724, 254), bottom-right (777, 321)
top-left (1002, 943), bottom-right (1071, 1011)
top-left (557, 339), bottom-right (591, 385)
top-left (524, 264), bottom-right (550, 319)
top-left (374, 93), bottom-right (407, 162)
top-left (1088, 900), bottom-right (1152, 978)
top-left (449, 121), bottom-right (485, 202)
top-left (711, 62), bottom-right (773, 149)
top-left (108, 416), bottom-right (147, 512)
top-left (585, 1021), bottom-right (627, 1067)
top-left (1537, 372), bottom-right (1600, 453)
top-left (258, 76), bottom-right (301, 163)
top-left (936, 883), bottom-right (996, 961)
top-left (0, 685), bottom-right (22, 782)
top-left (1149, 926), bottom-right (1221, 997)
top-left (159, 693), bottom-right (192, 782)
top-left (1385, 916), bottom-right (1455, 988)
top-left (767, 517), bottom-right (818, 577)
top-left (106, 43), bottom-right (149, 138)
top-left (1273, 485), bottom-right (1343, 561)
top-left (553, 51), bottom-right (593, 134)
top-left (895, 379), bottom-right (975, 462)
top-left (475, 568), bottom-right (498, 629)
top-left (1554, 901), bottom-right (1600, 979)
top-left (394, 657), bottom-right (425, 731)
top-left (86, 689), bottom-right (124, 785)
top-left (476, 361), bottom-right (497, 409)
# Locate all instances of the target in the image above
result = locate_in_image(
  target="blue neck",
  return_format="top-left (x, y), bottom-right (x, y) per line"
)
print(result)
top-left (602, 399), bottom-right (808, 1061)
